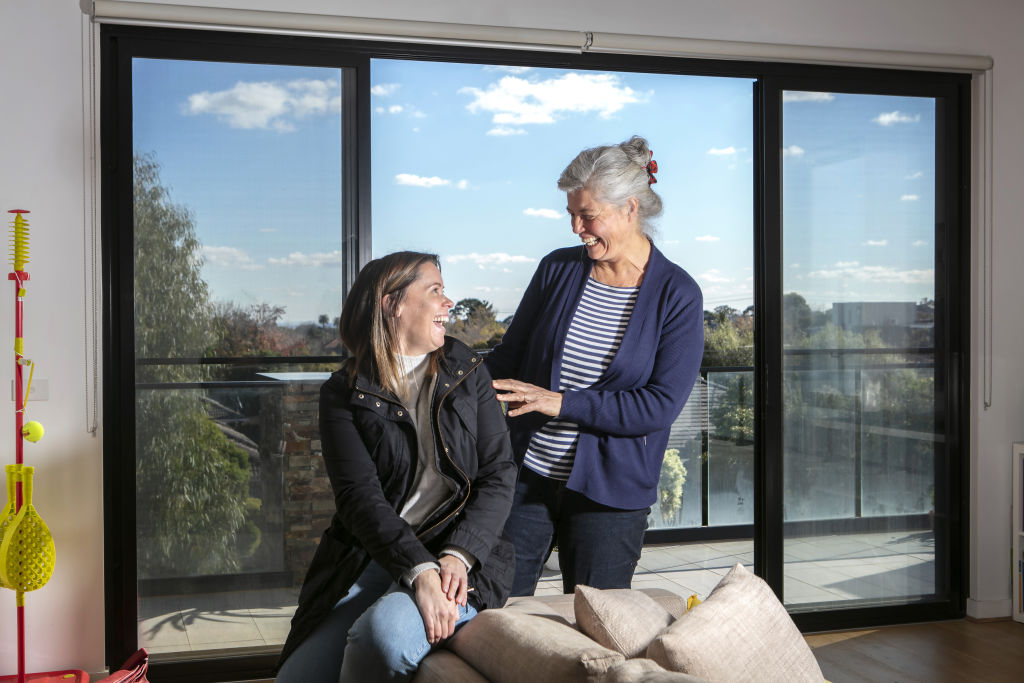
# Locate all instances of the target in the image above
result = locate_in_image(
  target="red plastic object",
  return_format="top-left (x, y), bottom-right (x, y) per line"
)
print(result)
top-left (0, 671), bottom-right (88, 683)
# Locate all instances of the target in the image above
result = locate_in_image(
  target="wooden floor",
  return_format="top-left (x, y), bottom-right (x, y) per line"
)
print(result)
top-left (805, 618), bottom-right (1024, 683)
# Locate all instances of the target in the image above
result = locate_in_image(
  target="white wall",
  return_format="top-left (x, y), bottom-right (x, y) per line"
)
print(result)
top-left (0, 0), bottom-right (1021, 675)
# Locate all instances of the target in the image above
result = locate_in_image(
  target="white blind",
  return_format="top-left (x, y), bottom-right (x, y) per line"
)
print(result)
top-left (83, 0), bottom-right (993, 72)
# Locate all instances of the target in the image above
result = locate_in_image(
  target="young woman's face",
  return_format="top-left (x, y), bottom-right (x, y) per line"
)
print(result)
top-left (566, 188), bottom-right (641, 263)
top-left (391, 262), bottom-right (454, 356)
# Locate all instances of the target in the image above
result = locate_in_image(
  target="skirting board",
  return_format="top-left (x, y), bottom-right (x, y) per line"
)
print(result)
top-left (966, 597), bottom-right (1011, 620)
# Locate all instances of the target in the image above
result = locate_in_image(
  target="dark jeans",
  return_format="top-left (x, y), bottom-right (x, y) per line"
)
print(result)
top-left (504, 466), bottom-right (650, 596)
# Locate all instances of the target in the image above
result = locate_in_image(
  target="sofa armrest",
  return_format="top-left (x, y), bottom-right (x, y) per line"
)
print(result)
top-left (413, 649), bottom-right (489, 683)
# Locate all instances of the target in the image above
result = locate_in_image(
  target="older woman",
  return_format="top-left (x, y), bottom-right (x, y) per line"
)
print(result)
top-left (277, 251), bottom-right (516, 682)
top-left (485, 136), bottom-right (704, 596)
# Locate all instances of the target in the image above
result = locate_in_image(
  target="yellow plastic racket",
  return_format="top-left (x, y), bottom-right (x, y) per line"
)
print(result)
top-left (0, 465), bottom-right (19, 589)
top-left (0, 466), bottom-right (19, 590)
top-left (0, 465), bottom-right (55, 592)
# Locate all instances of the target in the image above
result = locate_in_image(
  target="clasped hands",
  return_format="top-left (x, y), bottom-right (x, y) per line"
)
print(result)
top-left (492, 378), bottom-right (563, 417)
top-left (414, 555), bottom-right (468, 645)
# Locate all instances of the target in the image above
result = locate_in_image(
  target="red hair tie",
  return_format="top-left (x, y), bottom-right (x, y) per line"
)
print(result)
top-left (646, 151), bottom-right (658, 185)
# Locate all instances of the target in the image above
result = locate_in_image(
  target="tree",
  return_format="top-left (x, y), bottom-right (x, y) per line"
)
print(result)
top-left (448, 297), bottom-right (507, 349)
top-left (133, 153), bottom-right (255, 578)
top-left (657, 449), bottom-right (688, 525)
top-left (210, 301), bottom-right (287, 357)
top-left (133, 153), bottom-right (214, 371)
top-left (783, 292), bottom-right (813, 345)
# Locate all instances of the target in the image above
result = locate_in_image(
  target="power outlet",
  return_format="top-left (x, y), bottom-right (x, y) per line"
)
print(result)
top-left (10, 378), bottom-right (48, 401)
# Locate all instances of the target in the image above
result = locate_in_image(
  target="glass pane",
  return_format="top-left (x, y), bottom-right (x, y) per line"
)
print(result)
top-left (708, 371), bottom-right (754, 526)
top-left (370, 59), bottom-right (755, 598)
top-left (781, 90), bottom-right (940, 610)
top-left (132, 58), bottom-right (345, 657)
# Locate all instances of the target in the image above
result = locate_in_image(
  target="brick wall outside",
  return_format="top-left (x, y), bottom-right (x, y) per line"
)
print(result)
top-left (280, 382), bottom-right (333, 584)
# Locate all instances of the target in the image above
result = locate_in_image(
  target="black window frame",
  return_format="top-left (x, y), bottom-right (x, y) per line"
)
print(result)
top-left (101, 23), bottom-right (970, 682)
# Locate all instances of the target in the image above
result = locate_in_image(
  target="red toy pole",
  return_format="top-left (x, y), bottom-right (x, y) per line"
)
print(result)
top-left (8, 209), bottom-right (30, 683)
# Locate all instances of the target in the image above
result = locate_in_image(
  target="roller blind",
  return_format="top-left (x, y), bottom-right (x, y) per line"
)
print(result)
top-left (83, 0), bottom-right (993, 71)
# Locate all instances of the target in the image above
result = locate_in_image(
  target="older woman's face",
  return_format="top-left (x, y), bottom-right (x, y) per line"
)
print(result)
top-left (566, 188), bottom-right (640, 264)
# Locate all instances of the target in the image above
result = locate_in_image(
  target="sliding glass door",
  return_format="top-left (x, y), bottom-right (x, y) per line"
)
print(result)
top-left (773, 83), bottom-right (965, 623)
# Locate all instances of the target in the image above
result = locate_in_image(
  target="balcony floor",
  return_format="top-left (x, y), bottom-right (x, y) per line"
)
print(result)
top-left (138, 529), bottom-right (936, 656)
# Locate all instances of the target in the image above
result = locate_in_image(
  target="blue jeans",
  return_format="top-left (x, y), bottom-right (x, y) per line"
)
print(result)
top-left (276, 561), bottom-right (478, 683)
top-left (504, 467), bottom-right (650, 596)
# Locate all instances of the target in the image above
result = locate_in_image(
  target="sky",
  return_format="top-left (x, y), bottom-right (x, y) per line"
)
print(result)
top-left (132, 57), bottom-right (935, 324)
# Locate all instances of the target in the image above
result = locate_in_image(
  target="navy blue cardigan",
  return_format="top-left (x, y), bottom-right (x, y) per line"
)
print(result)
top-left (485, 244), bottom-right (704, 510)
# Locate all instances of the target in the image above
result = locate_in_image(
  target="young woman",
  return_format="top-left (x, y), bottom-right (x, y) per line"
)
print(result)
top-left (486, 136), bottom-right (704, 596)
top-left (277, 251), bottom-right (516, 682)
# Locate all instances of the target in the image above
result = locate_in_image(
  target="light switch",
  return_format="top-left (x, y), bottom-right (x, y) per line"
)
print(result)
top-left (11, 378), bottom-right (48, 401)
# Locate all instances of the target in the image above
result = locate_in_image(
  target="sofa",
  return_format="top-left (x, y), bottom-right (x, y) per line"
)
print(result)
top-left (412, 563), bottom-right (826, 682)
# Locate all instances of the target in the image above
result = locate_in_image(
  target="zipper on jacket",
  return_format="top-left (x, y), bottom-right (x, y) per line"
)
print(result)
top-left (415, 358), bottom-right (479, 539)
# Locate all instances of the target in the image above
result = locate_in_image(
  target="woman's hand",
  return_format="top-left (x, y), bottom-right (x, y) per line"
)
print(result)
top-left (439, 555), bottom-right (469, 606)
top-left (492, 379), bottom-right (563, 418)
top-left (413, 569), bottom-right (460, 644)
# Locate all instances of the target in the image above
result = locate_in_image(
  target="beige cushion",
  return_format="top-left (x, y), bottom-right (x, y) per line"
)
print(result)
top-left (413, 649), bottom-right (488, 683)
top-left (448, 608), bottom-right (624, 682)
top-left (574, 585), bottom-right (677, 658)
top-left (603, 657), bottom-right (710, 682)
top-left (646, 563), bottom-right (825, 682)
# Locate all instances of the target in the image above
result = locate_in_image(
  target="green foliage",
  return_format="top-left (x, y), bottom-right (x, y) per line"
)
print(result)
top-left (133, 153), bottom-right (257, 578)
top-left (783, 292), bottom-right (813, 345)
top-left (657, 449), bottom-right (688, 524)
top-left (136, 392), bottom-right (252, 576)
top-left (703, 314), bottom-right (753, 367)
top-left (710, 374), bottom-right (755, 443)
top-left (448, 297), bottom-right (507, 349)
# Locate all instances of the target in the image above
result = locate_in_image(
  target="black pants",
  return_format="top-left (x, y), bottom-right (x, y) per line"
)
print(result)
top-left (503, 467), bottom-right (650, 595)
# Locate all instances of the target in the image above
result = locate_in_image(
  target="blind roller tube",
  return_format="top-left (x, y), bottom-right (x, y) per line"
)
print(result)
top-left (85, 1), bottom-right (993, 72)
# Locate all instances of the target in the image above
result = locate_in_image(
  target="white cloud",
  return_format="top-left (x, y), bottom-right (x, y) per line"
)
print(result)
top-left (460, 72), bottom-right (643, 128)
top-left (864, 239), bottom-right (888, 246)
top-left (388, 104), bottom-right (404, 114)
top-left (524, 208), bottom-right (562, 219)
top-left (487, 127), bottom-right (527, 136)
top-left (258, 228), bottom-right (277, 233)
top-left (782, 91), bottom-right (835, 103)
top-left (808, 264), bottom-right (932, 284)
top-left (913, 240), bottom-right (928, 247)
top-left (874, 111), bottom-right (921, 126)
top-left (371, 83), bottom-right (400, 96)
top-left (699, 269), bottom-right (732, 283)
top-left (695, 235), bottom-right (721, 242)
top-left (789, 263), bottom-right (800, 269)
top-left (201, 245), bottom-right (263, 270)
top-left (483, 65), bottom-right (533, 74)
top-left (782, 145), bottom-right (805, 157)
top-left (446, 253), bottom-right (537, 268)
top-left (906, 171), bottom-right (924, 179)
top-left (900, 194), bottom-right (919, 201)
top-left (835, 261), bottom-right (860, 267)
top-left (707, 146), bottom-right (736, 156)
top-left (186, 78), bottom-right (340, 131)
top-left (455, 179), bottom-right (470, 190)
top-left (395, 173), bottom-right (450, 188)
top-left (268, 250), bottom-right (343, 267)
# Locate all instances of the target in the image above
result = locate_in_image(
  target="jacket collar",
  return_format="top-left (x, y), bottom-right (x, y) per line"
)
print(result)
top-left (348, 337), bottom-right (483, 404)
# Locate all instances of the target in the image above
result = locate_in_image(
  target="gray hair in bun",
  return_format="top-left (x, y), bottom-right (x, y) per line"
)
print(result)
top-left (557, 135), bottom-right (663, 239)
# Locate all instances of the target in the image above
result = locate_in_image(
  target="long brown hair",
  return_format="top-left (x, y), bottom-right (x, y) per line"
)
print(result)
top-left (338, 251), bottom-right (442, 396)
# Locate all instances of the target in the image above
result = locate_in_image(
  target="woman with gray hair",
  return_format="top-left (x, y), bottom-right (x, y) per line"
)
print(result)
top-left (485, 135), bottom-right (704, 596)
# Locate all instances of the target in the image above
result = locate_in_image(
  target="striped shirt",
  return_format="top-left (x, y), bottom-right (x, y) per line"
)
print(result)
top-left (524, 277), bottom-right (639, 480)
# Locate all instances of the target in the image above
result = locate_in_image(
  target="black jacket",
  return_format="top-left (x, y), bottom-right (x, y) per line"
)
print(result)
top-left (277, 338), bottom-right (517, 669)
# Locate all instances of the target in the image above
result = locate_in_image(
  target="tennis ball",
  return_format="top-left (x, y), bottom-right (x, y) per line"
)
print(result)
top-left (22, 421), bottom-right (44, 443)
